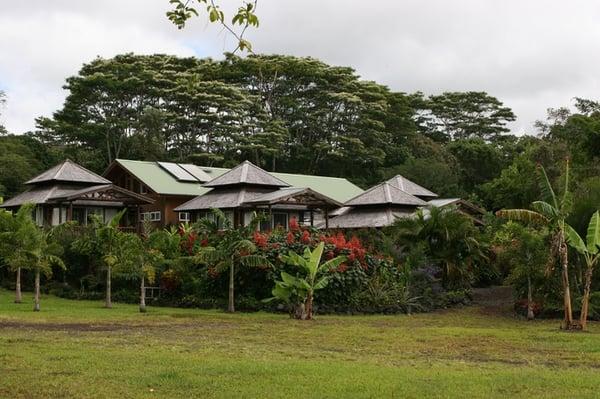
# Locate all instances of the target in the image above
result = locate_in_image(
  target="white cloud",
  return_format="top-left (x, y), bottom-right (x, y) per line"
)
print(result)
top-left (1, 0), bottom-right (600, 134)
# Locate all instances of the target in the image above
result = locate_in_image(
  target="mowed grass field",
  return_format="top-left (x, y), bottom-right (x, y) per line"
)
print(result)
top-left (1, 289), bottom-right (600, 398)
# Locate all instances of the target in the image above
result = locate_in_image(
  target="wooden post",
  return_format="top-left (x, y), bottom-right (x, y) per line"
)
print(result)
top-left (67, 202), bottom-right (73, 222)
top-left (268, 205), bottom-right (273, 230)
top-left (325, 208), bottom-right (329, 229)
top-left (310, 210), bottom-right (314, 227)
top-left (136, 205), bottom-right (141, 234)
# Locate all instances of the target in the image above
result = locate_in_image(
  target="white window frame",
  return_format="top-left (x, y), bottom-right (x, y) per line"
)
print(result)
top-left (149, 211), bottom-right (161, 222)
top-left (179, 212), bottom-right (190, 222)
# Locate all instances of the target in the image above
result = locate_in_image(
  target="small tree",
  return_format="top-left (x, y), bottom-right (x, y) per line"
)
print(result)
top-left (0, 204), bottom-right (65, 311)
top-left (497, 161), bottom-right (576, 329)
top-left (565, 211), bottom-right (600, 329)
top-left (195, 209), bottom-right (270, 313)
top-left (115, 229), bottom-right (161, 313)
top-left (27, 228), bottom-right (66, 311)
top-left (74, 210), bottom-right (126, 308)
top-left (494, 222), bottom-right (547, 320)
top-left (0, 204), bottom-right (38, 304)
top-left (268, 242), bottom-right (346, 320)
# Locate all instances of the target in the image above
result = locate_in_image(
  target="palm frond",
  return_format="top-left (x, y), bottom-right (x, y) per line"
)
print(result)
top-left (496, 209), bottom-right (549, 225)
top-left (587, 211), bottom-right (600, 254)
top-left (531, 201), bottom-right (558, 219)
top-left (536, 164), bottom-right (558, 209)
top-left (565, 223), bottom-right (586, 255)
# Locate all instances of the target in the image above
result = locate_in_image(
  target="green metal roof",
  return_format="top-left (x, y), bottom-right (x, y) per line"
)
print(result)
top-left (111, 159), bottom-right (363, 202)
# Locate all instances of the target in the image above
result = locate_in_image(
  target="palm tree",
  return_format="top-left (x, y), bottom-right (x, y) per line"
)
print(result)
top-left (0, 204), bottom-right (64, 311)
top-left (390, 206), bottom-right (487, 290)
top-left (195, 209), bottom-right (270, 313)
top-left (565, 211), bottom-right (600, 329)
top-left (74, 210), bottom-right (126, 308)
top-left (496, 161), bottom-right (576, 329)
top-left (27, 229), bottom-right (66, 312)
top-left (0, 204), bottom-right (38, 304)
top-left (270, 241), bottom-right (346, 319)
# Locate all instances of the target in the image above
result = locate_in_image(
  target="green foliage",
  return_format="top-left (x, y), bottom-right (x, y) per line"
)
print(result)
top-left (268, 242), bottom-right (346, 319)
top-left (389, 206), bottom-right (488, 290)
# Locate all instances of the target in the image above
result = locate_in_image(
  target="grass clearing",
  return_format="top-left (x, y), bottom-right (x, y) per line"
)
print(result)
top-left (1, 289), bottom-right (600, 398)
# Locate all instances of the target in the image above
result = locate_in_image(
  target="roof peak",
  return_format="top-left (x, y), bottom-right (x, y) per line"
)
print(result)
top-left (345, 181), bottom-right (427, 207)
top-left (203, 160), bottom-right (290, 188)
top-left (26, 160), bottom-right (110, 186)
top-left (385, 174), bottom-right (438, 198)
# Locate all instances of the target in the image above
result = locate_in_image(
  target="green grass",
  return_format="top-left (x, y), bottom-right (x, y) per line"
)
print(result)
top-left (1, 290), bottom-right (600, 398)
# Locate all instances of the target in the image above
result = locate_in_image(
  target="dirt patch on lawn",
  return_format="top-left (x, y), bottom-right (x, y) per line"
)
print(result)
top-left (0, 319), bottom-right (236, 332)
top-left (0, 320), bottom-right (135, 332)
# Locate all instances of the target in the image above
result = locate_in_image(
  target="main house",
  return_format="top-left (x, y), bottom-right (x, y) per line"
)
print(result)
top-left (103, 159), bottom-right (363, 228)
top-left (2, 158), bottom-right (484, 231)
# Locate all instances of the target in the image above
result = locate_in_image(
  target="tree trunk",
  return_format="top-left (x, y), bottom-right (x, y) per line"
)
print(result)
top-left (105, 266), bottom-right (112, 309)
top-left (139, 275), bottom-right (147, 313)
top-left (33, 270), bottom-right (40, 312)
top-left (559, 236), bottom-right (574, 329)
top-left (228, 263), bottom-right (235, 313)
top-left (580, 265), bottom-right (593, 330)
top-left (527, 275), bottom-right (535, 320)
top-left (304, 291), bottom-right (314, 320)
top-left (15, 267), bottom-right (22, 304)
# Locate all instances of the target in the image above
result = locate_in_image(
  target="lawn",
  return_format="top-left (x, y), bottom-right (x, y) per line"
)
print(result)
top-left (1, 289), bottom-right (600, 398)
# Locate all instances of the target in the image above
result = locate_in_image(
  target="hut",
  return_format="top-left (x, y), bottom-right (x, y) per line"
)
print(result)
top-left (326, 178), bottom-right (429, 229)
top-left (1, 160), bottom-right (153, 230)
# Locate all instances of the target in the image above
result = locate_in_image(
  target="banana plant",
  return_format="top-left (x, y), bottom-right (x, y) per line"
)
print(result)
top-left (497, 160), bottom-right (576, 329)
top-left (565, 211), bottom-right (600, 330)
top-left (269, 241), bottom-right (346, 320)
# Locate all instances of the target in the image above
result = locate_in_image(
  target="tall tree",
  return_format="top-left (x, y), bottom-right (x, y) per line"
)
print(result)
top-left (417, 91), bottom-right (516, 141)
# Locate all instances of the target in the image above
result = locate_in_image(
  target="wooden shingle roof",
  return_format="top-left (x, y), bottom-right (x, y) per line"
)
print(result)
top-left (26, 159), bottom-right (110, 185)
top-left (385, 175), bottom-right (438, 199)
top-left (344, 182), bottom-right (428, 207)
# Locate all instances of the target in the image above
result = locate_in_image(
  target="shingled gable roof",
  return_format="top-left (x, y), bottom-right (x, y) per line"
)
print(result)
top-left (26, 159), bottom-right (110, 185)
top-left (203, 160), bottom-right (290, 188)
top-left (344, 181), bottom-right (428, 207)
top-left (385, 174), bottom-right (438, 199)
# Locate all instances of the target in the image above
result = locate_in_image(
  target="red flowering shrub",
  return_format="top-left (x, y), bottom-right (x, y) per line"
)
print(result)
top-left (289, 217), bottom-right (300, 231)
top-left (253, 231), bottom-right (268, 249)
top-left (301, 230), bottom-right (311, 244)
top-left (286, 231), bottom-right (295, 244)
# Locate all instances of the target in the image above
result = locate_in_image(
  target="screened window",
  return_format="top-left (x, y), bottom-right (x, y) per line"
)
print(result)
top-left (272, 213), bottom-right (288, 230)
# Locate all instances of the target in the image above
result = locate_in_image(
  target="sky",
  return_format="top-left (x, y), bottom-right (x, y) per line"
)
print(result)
top-left (1, 0), bottom-right (600, 134)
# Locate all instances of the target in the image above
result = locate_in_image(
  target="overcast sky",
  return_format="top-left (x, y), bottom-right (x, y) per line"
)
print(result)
top-left (1, 0), bottom-right (599, 134)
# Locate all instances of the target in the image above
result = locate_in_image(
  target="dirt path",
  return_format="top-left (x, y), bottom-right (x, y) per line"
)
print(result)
top-left (471, 286), bottom-right (514, 316)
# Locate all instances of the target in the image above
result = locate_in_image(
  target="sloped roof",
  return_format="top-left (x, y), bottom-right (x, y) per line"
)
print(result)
top-left (385, 175), bottom-right (438, 198)
top-left (244, 187), bottom-right (343, 208)
top-left (1, 183), bottom-right (153, 208)
top-left (26, 160), bottom-right (110, 185)
top-left (345, 182), bottom-right (428, 207)
top-left (175, 187), bottom-right (273, 211)
top-left (106, 160), bottom-right (213, 197)
top-left (107, 160), bottom-right (363, 203)
top-left (203, 161), bottom-right (290, 188)
top-left (326, 207), bottom-right (415, 229)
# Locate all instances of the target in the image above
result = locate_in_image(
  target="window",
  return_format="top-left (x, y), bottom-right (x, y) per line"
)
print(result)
top-left (141, 211), bottom-right (161, 222)
top-left (272, 213), bottom-right (288, 230)
top-left (150, 211), bottom-right (161, 222)
top-left (179, 212), bottom-right (190, 222)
